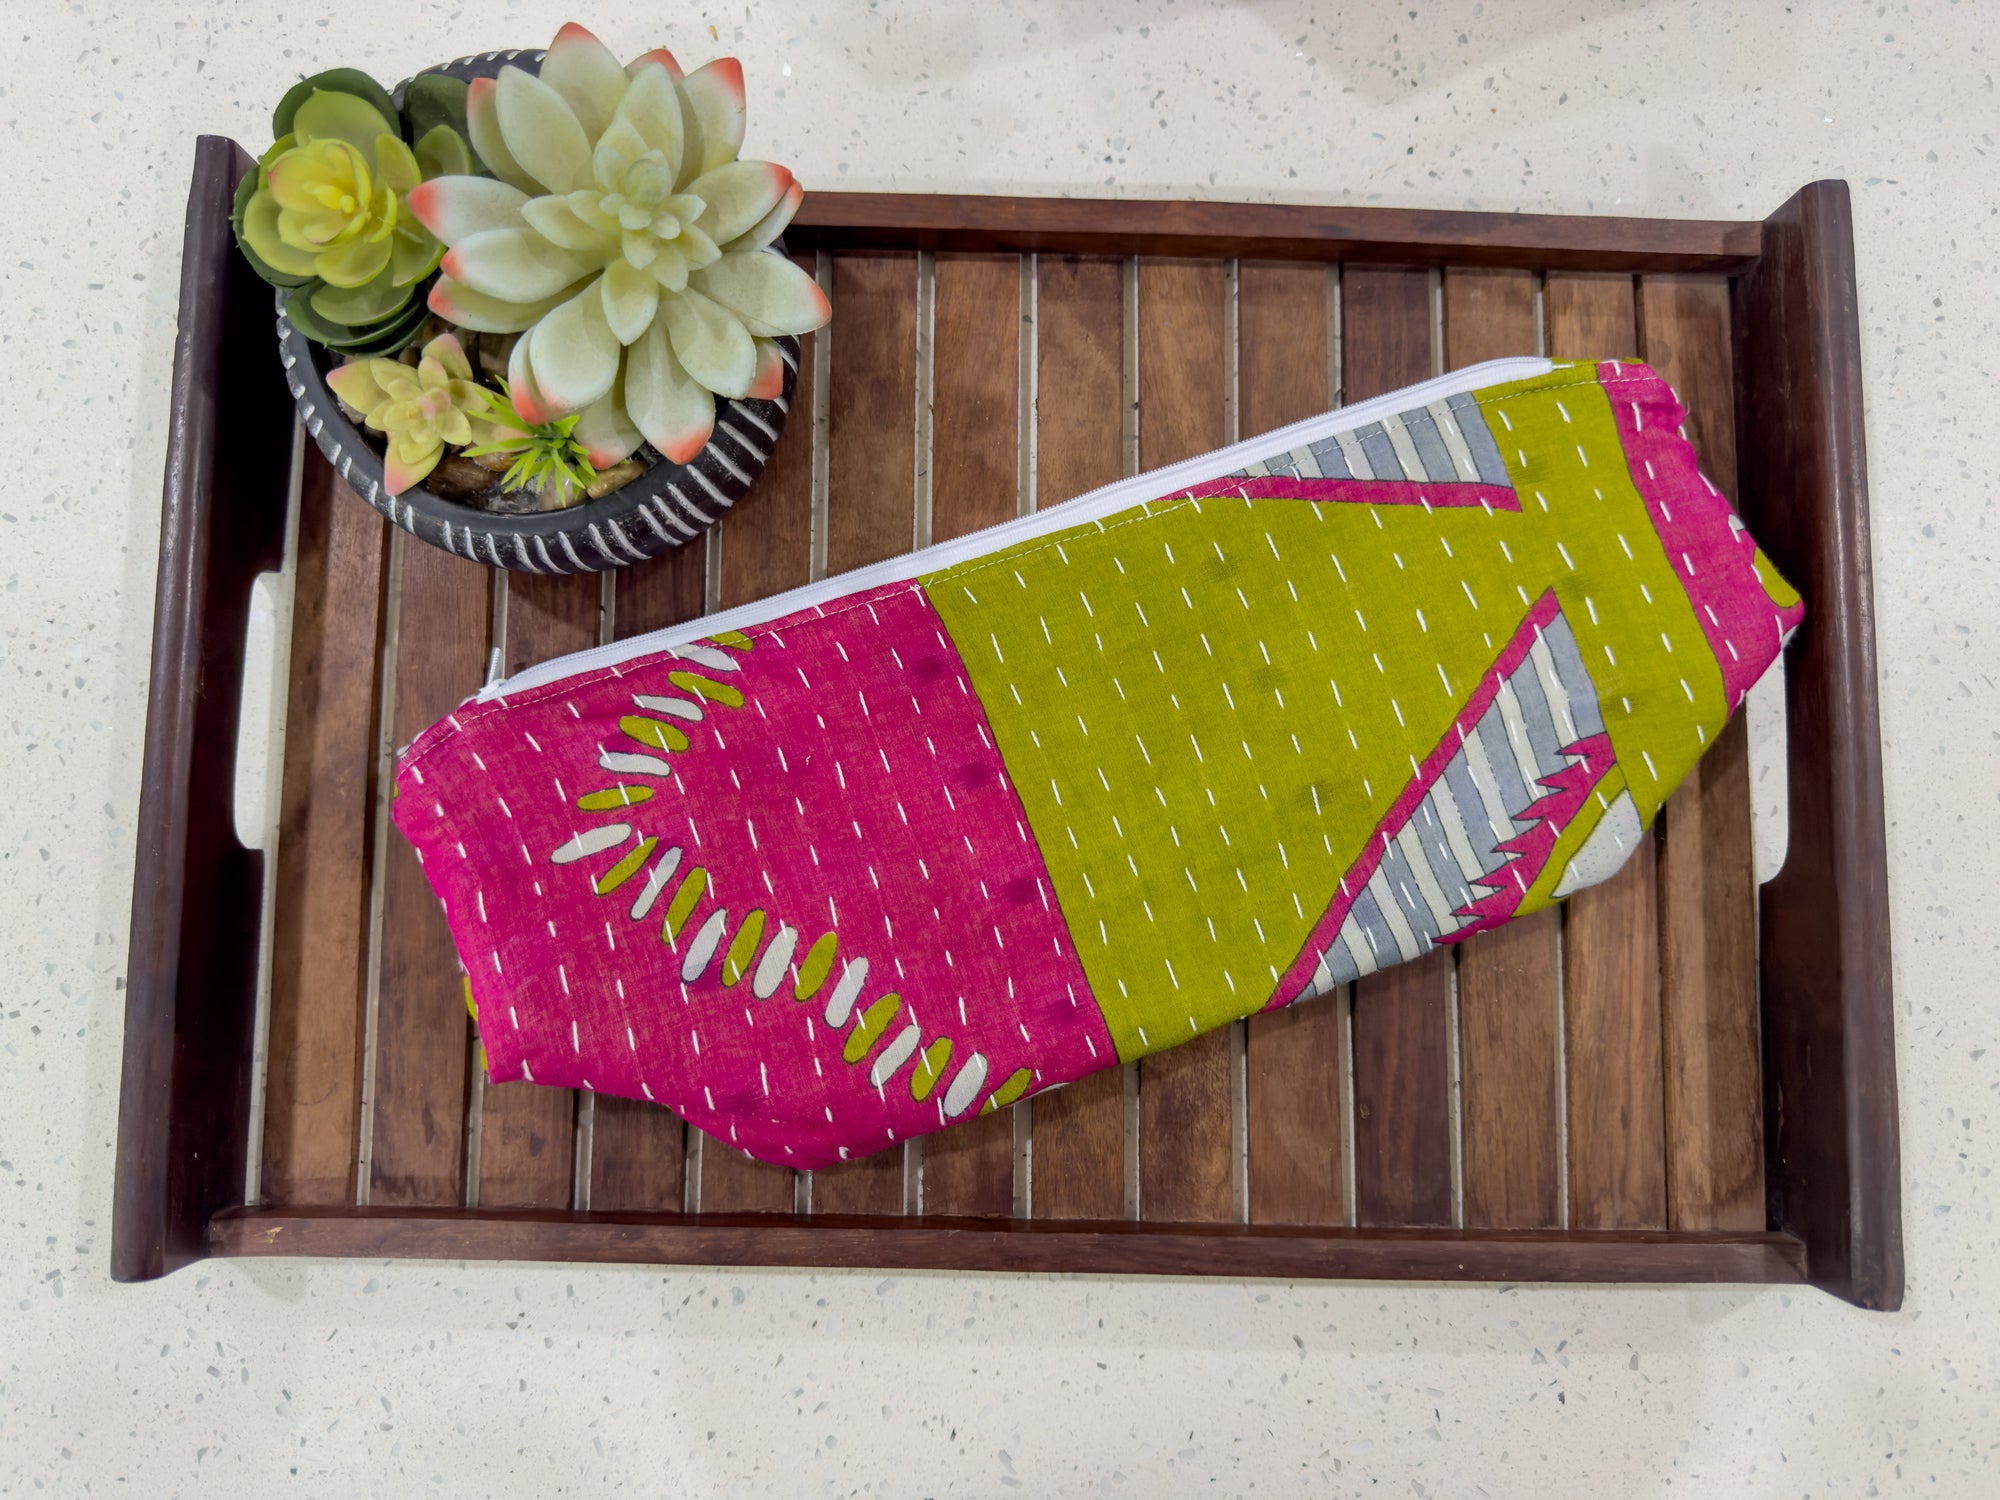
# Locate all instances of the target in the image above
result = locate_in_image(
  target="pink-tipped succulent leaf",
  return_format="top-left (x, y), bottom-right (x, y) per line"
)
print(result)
top-left (407, 175), bottom-right (529, 243)
top-left (731, 179), bottom-right (804, 256)
top-left (382, 434), bottom-right (442, 498)
top-left (691, 160), bottom-right (793, 244)
top-left (507, 330), bottom-right (559, 426)
top-left (678, 59), bottom-right (747, 179)
top-left (625, 319), bottom-right (715, 463)
top-left (528, 279), bottom-right (622, 412)
top-left (689, 252), bottom-right (830, 338)
top-left (443, 228), bottom-right (597, 303)
top-left (427, 274), bottom-right (578, 334)
top-left (465, 76), bottom-right (538, 194)
top-left (539, 23), bottom-right (629, 139)
top-left (625, 47), bottom-right (684, 83)
top-left (573, 379), bottom-right (646, 469)
top-left (746, 338), bottom-right (787, 401)
top-left (496, 66), bottom-right (595, 194)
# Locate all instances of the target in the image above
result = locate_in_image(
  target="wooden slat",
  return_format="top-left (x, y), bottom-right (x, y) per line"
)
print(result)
top-left (1133, 257), bottom-right (1233, 1224)
top-left (1339, 265), bottom-right (1435, 402)
top-left (1341, 265), bottom-right (1454, 1228)
top-left (1239, 262), bottom-right (1329, 426)
top-left (473, 571), bottom-right (593, 1209)
top-left (585, 539), bottom-right (706, 1213)
top-left (367, 543), bottom-right (488, 1206)
top-left (1456, 913), bottom-right (1562, 1227)
top-left (1134, 239), bottom-right (1224, 442)
top-left (1638, 275), bottom-right (1764, 1231)
top-left (1026, 255), bottom-right (1130, 1220)
top-left (1035, 257), bottom-right (1128, 502)
top-left (1441, 267), bottom-right (1563, 1230)
top-left (718, 255), bottom-right (818, 612)
top-left (699, 313), bottom-right (822, 1215)
top-left (931, 253), bottom-right (1020, 535)
top-left (1350, 948), bottom-right (1454, 1226)
top-left (619, 537), bottom-right (709, 636)
top-left (923, 1120), bottom-right (1014, 1217)
top-left (810, 250), bottom-right (918, 1218)
top-left (919, 251), bottom-right (1023, 1218)
top-left (260, 457), bottom-right (385, 1205)
top-left (1658, 713), bottom-right (1758, 1225)
top-left (588, 1100), bottom-right (685, 1214)
top-left (1244, 1002), bottom-right (1342, 1225)
top-left (1029, 1073), bottom-right (1124, 1220)
top-left (1544, 270), bottom-right (1667, 1230)
top-left (1441, 266), bottom-right (1539, 368)
top-left (1545, 272), bottom-right (1638, 364)
top-left (1236, 261), bottom-right (1342, 1226)
top-left (1563, 826), bottom-right (1667, 1227)
top-left (1136, 1034), bottom-right (1232, 1222)
top-left (811, 1147), bottom-right (904, 1216)
top-left (695, 1140), bottom-right (794, 1212)
top-left (824, 251), bottom-right (917, 574)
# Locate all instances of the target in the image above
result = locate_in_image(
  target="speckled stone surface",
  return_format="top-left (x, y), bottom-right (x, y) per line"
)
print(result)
top-left (3, 3), bottom-right (1994, 1494)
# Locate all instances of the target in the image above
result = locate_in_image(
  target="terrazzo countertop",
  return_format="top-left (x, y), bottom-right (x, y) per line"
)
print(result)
top-left (4, 2), bottom-right (1995, 1494)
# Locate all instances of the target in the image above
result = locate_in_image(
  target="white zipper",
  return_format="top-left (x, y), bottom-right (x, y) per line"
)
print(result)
top-left (481, 355), bottom-right (1553, 700)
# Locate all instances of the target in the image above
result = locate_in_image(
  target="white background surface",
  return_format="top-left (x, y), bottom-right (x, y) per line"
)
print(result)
top-left (4, 2), bottom-right (1995, 1494)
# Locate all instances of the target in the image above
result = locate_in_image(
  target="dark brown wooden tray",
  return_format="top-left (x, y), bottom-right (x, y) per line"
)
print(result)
top-left (113, 139), bottom-right (1902, 1308)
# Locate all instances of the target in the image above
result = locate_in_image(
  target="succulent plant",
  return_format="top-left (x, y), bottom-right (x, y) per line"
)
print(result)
top-left (326, 332), bottom-right (489, 493)
top-left (408, 23), bottom-right (829, 465)
top-left (463, 380), bottom-right (602, 508)
top-left (233, 70), bottom-right (474, 354)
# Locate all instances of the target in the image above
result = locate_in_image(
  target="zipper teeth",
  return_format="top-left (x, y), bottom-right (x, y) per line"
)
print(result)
top-left (482, 355), bottom-right (1553, 700)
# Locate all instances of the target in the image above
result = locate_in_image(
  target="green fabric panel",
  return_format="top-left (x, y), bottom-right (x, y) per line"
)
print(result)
top-left (923, 365), bottom-right (1724, 1061)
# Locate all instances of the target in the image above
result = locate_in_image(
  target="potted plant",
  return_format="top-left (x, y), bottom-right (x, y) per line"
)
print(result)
top-left (233, 22), bottom-right (829, 572)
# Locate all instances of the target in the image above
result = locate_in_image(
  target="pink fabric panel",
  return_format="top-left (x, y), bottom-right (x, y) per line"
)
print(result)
top-left (394, 580), bottom-right (1107, 1169)
top-left (1600, 361), bottom-right (1805, 711)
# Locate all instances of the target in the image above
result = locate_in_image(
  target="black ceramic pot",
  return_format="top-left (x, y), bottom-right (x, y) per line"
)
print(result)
top-left (274, 48), bottom-right (798, 573)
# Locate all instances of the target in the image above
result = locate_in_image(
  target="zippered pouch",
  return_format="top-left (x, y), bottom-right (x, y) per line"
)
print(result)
top-left (394, 356), bottom-right (1802, 1170)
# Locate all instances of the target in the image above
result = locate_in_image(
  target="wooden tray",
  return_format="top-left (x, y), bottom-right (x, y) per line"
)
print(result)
top-left (113, 140), bottom-right (1902, 1308)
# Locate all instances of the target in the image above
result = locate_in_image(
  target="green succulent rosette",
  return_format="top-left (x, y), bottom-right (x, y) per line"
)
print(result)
top-left (232, 69), bottom-right (475, 354)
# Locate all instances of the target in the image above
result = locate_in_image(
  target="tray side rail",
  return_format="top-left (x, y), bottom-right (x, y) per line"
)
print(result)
top-left (1733, 180), bottom-right (1902, 1310)
top-left (113, 137), bottom-right (294, 1281)
top-left (791, 193), bottom-right (1762, 274)
top-left (211, 1204), bottom-right (1807, 1286)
